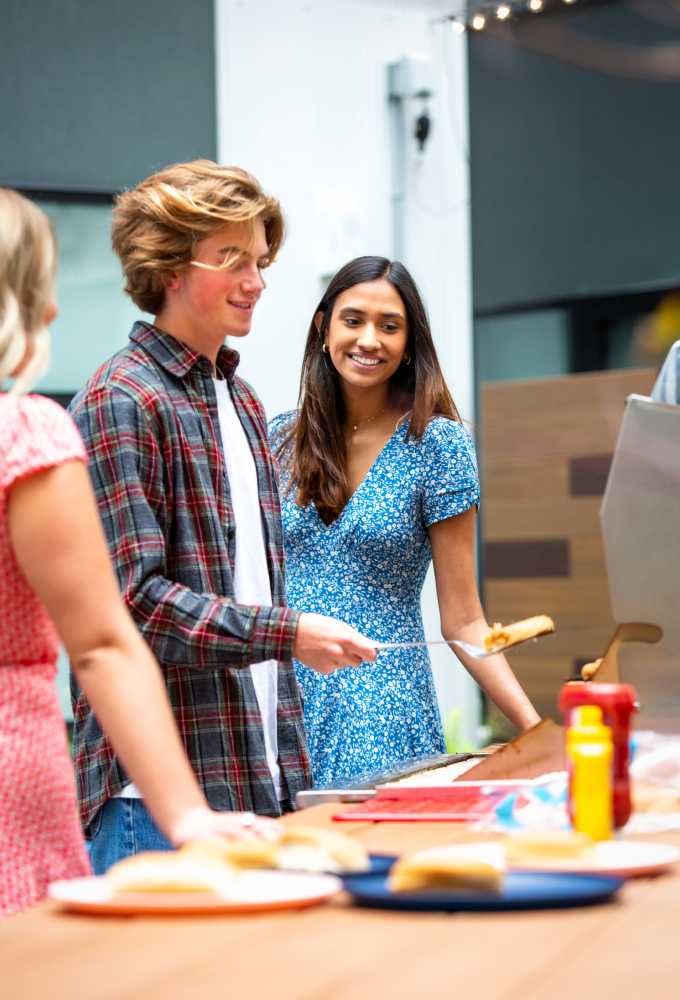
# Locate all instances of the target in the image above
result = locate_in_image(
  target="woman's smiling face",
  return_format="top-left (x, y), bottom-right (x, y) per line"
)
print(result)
top-left (321, 278), bottom-right (409, 391)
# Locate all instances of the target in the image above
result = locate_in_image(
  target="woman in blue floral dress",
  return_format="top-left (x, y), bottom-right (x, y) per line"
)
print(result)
top-left (271, 257), bottom-right (539, 787)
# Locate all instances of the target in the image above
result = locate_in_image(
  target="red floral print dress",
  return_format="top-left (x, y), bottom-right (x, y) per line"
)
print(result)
top-left (0, 394), bottom-right (91, 917)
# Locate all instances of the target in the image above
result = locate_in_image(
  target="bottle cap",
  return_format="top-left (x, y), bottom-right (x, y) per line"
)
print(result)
top-left (576, 705), bottom-right (603, 727)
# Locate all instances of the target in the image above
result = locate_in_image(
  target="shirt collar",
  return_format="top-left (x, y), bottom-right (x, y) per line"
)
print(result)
top-left (129, 321), bottom-right (241, 381)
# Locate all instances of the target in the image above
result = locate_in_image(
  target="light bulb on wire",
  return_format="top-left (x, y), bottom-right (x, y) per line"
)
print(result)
top-left (528, 0), bottom-right (544, 10)
top-left (471, 13), bottom-right (487, 30)
top-left (496, 3), bottom-right (512, 19)
top-left (451, 18), bottom-right (466, 33)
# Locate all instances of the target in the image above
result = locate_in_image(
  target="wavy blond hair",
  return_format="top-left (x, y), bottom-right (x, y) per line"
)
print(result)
top-left (112, 160), bottom-right (284, 314)
top-left (0, 189), bottom-right (55, 395)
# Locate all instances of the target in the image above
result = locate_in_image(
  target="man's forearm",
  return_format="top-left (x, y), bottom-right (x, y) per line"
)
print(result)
top-left (128, 570), bottom-right (300, 669)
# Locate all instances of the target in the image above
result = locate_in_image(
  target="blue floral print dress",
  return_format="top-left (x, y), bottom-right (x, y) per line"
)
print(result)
top-left (269, 413), bottom-right (481, 788)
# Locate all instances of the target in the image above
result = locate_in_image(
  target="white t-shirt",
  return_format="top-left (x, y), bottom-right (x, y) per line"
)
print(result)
top-left (212, 378), bottom-right (281, 799)
top-left (117, 378), bottom-right (282, 801)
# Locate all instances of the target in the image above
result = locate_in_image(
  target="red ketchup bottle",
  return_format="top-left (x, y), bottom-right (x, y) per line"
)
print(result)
top-left (558, 682), bottom-right (638, 829)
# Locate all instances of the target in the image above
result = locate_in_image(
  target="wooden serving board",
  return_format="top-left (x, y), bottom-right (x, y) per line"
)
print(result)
top-left (455, 719), bottom-right (565, 782)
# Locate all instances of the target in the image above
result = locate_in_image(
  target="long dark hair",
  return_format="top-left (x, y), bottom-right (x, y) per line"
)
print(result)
top-left (277, 256), bottom-right (460, 524)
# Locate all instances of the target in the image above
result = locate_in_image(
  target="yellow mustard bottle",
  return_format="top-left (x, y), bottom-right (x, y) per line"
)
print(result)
top-left (566, 705), bottom-right (613, 841)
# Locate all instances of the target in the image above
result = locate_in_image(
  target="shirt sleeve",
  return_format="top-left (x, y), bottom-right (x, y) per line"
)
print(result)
top-left (268, 410), bottom-right (295, 448)
top-left (420, 417), bottom-right (480, 528)
top-left (651, 341), bottom-right (680, 404)
top-left (267, 410), bottom-right (296, 484)
top-left (70, 385), bottom-right (299, 670)
top-left (0, 395), bottom-right (87, 492)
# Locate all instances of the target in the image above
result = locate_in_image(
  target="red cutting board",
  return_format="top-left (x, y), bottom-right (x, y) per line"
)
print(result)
top-left (332, 781), bottom-right (534, 822)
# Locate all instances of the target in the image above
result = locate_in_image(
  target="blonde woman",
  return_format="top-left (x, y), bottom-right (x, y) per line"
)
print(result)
top-left (0, 188), bottom-right (278, 917)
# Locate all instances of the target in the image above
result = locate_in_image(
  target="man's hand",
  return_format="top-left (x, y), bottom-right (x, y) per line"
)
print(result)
top-left (293, 612), bottom-right (377, 674)
top-left (170, 807), bottom-right (281, 847)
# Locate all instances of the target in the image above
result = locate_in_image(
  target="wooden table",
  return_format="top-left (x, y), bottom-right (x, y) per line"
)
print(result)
top-left (2, 805), bottom-right (679, 1000)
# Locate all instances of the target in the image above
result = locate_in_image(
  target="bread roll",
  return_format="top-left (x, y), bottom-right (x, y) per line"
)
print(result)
top-left (483, 615), bottom-right (555, 653)
top-left (107, 850), bottom-right (235, 895)
top-left (181, 825), bottom-right (369, 874)
top-left (388, 846), bottom-right (504, 893)
top-left (278, 825), bottom-right (369, 873)
top-left (504, 829), bottom-right (593, 863)
top-left (180, 836), bottom-right (279, 869)
top-left (632, 782), bottom-right (680, 814)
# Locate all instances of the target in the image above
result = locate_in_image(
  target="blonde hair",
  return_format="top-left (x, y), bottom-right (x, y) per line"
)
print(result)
top-left (112, 159), bottom-right (284, 314)
top-left (0, 189), bottom-right (55, 395)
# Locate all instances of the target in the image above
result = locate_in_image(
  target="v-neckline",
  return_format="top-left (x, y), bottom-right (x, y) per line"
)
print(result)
top-left (317, 422), bottom-right (404, 529)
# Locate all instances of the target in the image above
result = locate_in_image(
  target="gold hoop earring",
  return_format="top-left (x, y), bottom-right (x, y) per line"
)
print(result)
top-left (322, 342), bottom-right (328, 354)
top-left (403, 352), bottom-right (411, 366)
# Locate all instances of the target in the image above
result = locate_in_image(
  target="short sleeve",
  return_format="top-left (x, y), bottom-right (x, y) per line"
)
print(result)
top-left (420, 417), bottom-right (480, 528)
top-left (0, 394), bottom-right (87, 492)
top-left (268, 409), bottom-right (297, 450)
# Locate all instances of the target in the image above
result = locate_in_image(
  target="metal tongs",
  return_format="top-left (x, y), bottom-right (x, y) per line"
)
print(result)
top-left (376, 635), bottom-right (542, 660)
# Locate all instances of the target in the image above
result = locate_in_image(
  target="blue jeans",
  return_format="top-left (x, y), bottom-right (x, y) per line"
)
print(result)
top-left (89, 799), bottom-right (172, 875)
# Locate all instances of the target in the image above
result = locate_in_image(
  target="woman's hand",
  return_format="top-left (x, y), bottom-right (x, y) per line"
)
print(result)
top-left (169, 807), bottom-right (282, 847)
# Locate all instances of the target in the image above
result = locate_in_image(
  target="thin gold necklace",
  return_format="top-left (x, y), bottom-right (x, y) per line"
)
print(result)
top-left (347, 406), bottom-right (388, 433)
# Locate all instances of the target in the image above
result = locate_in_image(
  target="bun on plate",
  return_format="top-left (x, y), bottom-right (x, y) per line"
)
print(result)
top-left (106, 850), bottom-right (235, 895)
top-left (388, 846), bottom-right (504, 894)
top-left (504, 829), bottom-right (594, 863)
top-left (277, 825), bottom-right (369, 873)
top-left (180, 836), bottom-right (278, 869)
top-left (180, 825), bottom-right (369, 874)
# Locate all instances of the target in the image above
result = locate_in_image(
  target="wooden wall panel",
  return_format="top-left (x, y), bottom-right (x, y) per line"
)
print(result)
top-left (484, 460), bottom-right (568, 501)
top-left (481, 367), bottom-right (655, 733)
top-left (485, 498), bottom-right (602, 540)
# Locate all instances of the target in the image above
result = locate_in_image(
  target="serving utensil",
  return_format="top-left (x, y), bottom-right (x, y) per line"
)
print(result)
top-left (376, 635), bottom-right (541, 659)
top-left (580, 622), bottom-right (663, 682)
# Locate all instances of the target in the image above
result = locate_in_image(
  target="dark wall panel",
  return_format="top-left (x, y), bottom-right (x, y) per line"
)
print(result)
top-left (469, 4), bottom-right (680, 314)
top-left (0, 0), bottom-right (216, 193)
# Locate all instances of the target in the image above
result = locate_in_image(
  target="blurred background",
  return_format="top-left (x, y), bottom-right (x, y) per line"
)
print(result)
top-left (3, 0), bottom-right (680, 742)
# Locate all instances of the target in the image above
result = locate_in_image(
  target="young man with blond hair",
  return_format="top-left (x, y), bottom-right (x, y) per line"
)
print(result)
top-left (70, 160), bottom-right (375, 871)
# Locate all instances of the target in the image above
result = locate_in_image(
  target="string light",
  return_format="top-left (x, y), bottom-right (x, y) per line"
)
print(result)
top-left (447, 0), bottom-right (586, 34)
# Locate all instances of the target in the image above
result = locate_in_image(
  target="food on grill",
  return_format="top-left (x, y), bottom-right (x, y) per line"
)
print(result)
top-left (483, 615), bottom-right (555, 653)
top-left (384, 757), bottom-right (480, 786)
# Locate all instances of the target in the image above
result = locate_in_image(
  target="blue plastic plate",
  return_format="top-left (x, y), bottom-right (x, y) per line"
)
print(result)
top-left (342, 871), bottom-right (624, 912)
top-left (340, 854), bottom-right (397, 881)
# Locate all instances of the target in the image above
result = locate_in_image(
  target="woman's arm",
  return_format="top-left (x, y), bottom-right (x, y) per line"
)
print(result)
top-left (428, 508), bottom-right (540, 732)
top-left (8, 459), bottom-right (276, 844)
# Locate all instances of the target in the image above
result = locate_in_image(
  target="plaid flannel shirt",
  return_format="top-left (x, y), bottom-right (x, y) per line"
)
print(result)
top-left (69, 321), bottom-right (311, 835)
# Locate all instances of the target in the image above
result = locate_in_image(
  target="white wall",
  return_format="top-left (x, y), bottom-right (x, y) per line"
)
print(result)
top-left (215, 0), bottom-right (480, 743)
